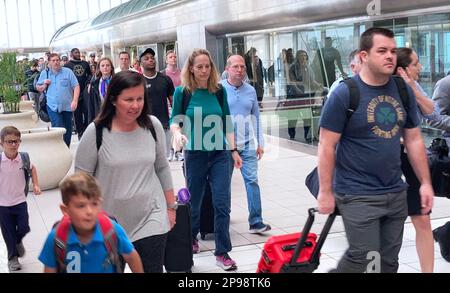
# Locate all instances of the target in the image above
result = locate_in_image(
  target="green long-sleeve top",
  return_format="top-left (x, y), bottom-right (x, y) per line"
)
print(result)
top-left (170, 86), bottom-right (234, 151)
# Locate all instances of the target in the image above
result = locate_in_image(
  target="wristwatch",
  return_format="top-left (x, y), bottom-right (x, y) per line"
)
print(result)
top-left (167, 202), bottom-right (178, 211)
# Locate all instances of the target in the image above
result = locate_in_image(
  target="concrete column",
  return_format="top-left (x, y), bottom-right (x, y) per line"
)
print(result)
top-left (177, 22), bottom-right (219, 68)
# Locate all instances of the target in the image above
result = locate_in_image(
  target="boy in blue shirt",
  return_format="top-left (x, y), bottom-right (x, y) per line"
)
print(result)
top-left (39, 173), bottom-right (143, 273)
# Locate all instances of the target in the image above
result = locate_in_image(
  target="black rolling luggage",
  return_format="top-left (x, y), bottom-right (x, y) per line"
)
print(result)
top-left (200, 182), bottom-right (215, 240)
top-left (164, 203), bottom-right (193, 272)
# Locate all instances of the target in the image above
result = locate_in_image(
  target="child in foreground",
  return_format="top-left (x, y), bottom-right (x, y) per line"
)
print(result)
top-left (38, 172), bottom-right (143, 273)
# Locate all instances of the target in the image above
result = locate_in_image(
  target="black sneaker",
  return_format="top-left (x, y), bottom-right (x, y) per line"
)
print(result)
top-left (249, 223), bottom-right (272, 234)
top-left (433, 227), bottom-right (450, 262)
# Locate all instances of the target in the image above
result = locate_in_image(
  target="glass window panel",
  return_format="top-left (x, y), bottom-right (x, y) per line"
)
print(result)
top-left (54, 0), bottom-right (66, 32)
top-left (0, 0), bottom-right (8, 48)
top-left (76, 0), bottom-right (89, 21)
top-left (65, 0), bottom-right (78, 23)
top-left (40, 0), bottom-right (55, 45)
top-left (29, 0), bottom-right (45, 48)
top-left (89, 0), bottom-right (100, 17)
top-left (17, 0), bottom-right (32, 47)
top-left (5, 0), bottom-right (20, 47)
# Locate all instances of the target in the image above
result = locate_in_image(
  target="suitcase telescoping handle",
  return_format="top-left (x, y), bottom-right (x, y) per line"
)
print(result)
top-left (289, 208), bottom-right (337, 266)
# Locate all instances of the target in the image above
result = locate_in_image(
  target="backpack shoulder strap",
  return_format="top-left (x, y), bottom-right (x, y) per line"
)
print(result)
top-left (98, 212), bottom-right (123, 273)
top-left (216, 84), bottom-right (225, 111)
top-left (392, 75), bottom-right (410, 113)
top-left (94, 122), bottom-right (103, 152)
top-left (54, 215), bottom-right (71, 273)
top-left (342, 77), bottom-right (360, 119)
top-left (19, 152), bottom-right (31, 195)
top-left (181, 87), bottom-right (192, 115)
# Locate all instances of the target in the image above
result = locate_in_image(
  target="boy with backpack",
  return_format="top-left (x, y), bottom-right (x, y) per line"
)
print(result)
top-left (38, 172), bottom-right (144, 273)
top-left (0, 126), bottom-right (41, 272)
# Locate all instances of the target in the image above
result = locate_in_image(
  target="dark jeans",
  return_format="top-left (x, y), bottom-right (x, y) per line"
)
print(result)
top-left (185, 150), bottom-right (232, 256)
top-left (73, 93), bottom-right (88, 139)
top-left (133, 233), bottom-right (168, 273)
top-left (335, 191), bottom-right (408, 273)
top-left (47, 106), bottom-right (73, 147)
top-left (0, 202), bottom-right (30, 260)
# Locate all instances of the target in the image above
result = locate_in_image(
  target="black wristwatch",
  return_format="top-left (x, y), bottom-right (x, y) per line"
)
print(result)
top-left (231, 148), bottom-right (238, 153)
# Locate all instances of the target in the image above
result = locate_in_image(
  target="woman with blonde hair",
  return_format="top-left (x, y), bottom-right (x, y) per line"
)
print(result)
top-left (170, 48), bottom-right (242, 271)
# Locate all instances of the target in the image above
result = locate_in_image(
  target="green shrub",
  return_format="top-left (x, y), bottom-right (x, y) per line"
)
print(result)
top-left (0, 52), bottom-right (27, 113)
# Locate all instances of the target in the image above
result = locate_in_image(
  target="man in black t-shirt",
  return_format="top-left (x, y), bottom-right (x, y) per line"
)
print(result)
top-left (64, 48), bottom-right (91, 139)
top-left (140, 48), bottom-right (175, 157)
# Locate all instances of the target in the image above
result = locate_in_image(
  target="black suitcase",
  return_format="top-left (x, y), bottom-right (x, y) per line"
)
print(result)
top-left (164, 203), bottom-right (193, 272)
top-left (200, 182), bottom-right (215, 240)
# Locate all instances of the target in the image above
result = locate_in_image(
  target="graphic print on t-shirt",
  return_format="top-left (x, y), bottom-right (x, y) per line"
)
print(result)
top-left (73, 64), bottom-right (86, 77)
top-left (367, 95), bottom-right (405, 139)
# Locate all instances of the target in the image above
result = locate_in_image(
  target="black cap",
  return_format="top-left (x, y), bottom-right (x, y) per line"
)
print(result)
top-left (61, 55), bottom-right (68, 61)
top-left (89, 52), bottom-right (96, 57)
top-left (139, 48), bottom-right (155, 60)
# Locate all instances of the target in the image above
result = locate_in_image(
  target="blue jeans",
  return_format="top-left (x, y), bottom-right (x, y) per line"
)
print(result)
top-left (47, 106), bottom-right (73, 147)
top-left (231, 148), bottom-right (263, 226)
top-left (185, 150), bottom-right (232, 256)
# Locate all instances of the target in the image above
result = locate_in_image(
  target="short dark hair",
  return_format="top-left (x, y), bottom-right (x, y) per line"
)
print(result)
top-left (60, 173), bottom-right (102, 206)
top-left (359, 27), bottom-right (395, 52)
top-left (395, 47), bottom-right (414, 72)
top-left (0, 126), bottom-right (21, 142)
top-left (70, 48), bottom-right (79, 54)
top-left (119, 51), bottom-right (130, 58)
top-left (94, 71), bottom-right (156, 136)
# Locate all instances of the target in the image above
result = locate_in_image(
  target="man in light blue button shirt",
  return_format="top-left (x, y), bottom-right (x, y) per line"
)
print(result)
top-left (36, 53), bottom-right (80, 147)
top-left (220, 55), bottom-right (271, 234)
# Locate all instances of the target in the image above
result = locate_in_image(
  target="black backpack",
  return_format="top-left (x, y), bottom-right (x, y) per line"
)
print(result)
top-left (0, 152), bottom-right (32, 195)
top-left (305, 76), bottom-right (410, 198)
top-left (38, 69), bottom-right (51, 123)
top-left (427, 138), bottom-right (450, 198)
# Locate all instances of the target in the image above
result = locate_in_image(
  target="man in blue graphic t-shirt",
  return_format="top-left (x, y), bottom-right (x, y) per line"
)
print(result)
top-left (317, 27), bottom-right (434, 273)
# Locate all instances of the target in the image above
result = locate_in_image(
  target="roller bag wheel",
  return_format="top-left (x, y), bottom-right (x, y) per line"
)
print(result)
top-left (200, 182), bottom-right (215, 240)
top-left (164, 203), bottom-right (193, 273)
top-left (257, 208), bottom-right (337, 273)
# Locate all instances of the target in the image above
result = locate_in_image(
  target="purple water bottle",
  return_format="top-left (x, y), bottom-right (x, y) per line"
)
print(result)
top-left (177, 188), bottom-right (191, 204)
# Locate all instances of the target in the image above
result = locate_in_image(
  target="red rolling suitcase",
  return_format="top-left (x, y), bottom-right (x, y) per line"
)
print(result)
top-left (257, 208), bottom-right (337, 273)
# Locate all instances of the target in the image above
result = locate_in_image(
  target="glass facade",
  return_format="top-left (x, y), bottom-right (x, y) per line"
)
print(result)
top-left (0, 0), bottom-right (130, 49)
top-left (219, 12), bottom-right (450, 145)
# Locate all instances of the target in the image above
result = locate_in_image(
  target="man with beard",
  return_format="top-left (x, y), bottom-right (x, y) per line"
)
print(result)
top-left (64, 48), bottom-right (91, 139)
top-left (140, 48), bottom-right (175, 158)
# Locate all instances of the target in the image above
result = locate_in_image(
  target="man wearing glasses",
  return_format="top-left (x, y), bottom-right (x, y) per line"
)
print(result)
top-left (36, 53), bottom-right (80, 147)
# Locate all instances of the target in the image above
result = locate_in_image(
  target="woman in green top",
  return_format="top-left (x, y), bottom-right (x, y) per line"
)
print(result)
top-left (170, 49), bottom-right (242, 271)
